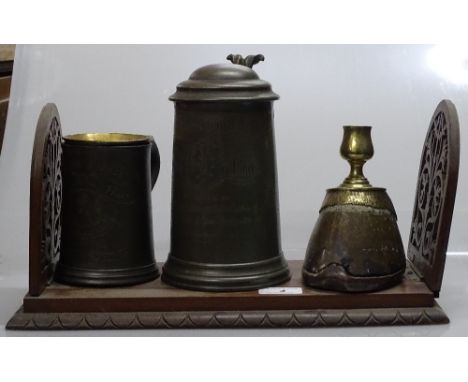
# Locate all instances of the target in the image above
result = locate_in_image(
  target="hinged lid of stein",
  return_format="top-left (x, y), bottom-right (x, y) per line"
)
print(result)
top-left (169, 54), bottom-right (279, 102)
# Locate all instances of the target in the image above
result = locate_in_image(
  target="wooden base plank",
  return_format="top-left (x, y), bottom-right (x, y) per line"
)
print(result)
top-left (6, 260), bottom-right (446, 330)
top-left (6, 302), bottom-right (448, 330)
top-left (22, 261), bottom-right (434, 313)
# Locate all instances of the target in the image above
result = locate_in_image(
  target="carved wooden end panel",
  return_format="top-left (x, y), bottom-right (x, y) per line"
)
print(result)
top-left (408, 100), bottom-right (460, 296)
top-left (29, 104), bottom-right (63, 296)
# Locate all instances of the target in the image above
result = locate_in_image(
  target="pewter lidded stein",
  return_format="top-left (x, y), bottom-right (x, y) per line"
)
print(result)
top-left (162, 54), bottom-right (290, 291)
top-left (303, 126), bottom-right (406, 292)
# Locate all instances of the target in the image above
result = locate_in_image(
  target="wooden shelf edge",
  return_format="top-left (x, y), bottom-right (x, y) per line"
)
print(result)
top-left (6, 302), bottom-right (448, 330)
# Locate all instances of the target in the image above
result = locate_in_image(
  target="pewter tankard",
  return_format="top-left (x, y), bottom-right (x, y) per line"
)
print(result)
top-left (162, 54), bottom-right (290, 291)
top-left (55, 133), bottom-right (160, 287)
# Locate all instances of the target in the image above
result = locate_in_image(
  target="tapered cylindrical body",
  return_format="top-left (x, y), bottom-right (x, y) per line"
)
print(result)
top-left (56, 133), bottom-right (160, 287)
top-left (162, 55), bottom-right (290, 291)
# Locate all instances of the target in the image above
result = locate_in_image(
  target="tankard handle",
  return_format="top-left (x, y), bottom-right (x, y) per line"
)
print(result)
top-left (149, 136), bottom-right (160, 189)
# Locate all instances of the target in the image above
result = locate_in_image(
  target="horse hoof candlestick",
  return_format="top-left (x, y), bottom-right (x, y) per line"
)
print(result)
top-left (303, 126), bottom-right (407, 292)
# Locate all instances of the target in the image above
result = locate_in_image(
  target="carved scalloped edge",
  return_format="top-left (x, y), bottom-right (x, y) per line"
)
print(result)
top-left (6, 303), bottom-right (448, 330)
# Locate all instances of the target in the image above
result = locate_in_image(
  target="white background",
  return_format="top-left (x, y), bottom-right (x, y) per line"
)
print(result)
top-left (1, 44), bottom-right (467, 274)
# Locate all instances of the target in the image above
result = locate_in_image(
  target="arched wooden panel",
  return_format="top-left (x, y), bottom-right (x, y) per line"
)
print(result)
top-left (29, 103), bottom-right (63, 296)
top-left (408, 100), bottom-right (460, 296)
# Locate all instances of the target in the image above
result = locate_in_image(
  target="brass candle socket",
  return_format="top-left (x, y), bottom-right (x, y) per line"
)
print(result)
top-left (339, 126), bottom-right (373, 189)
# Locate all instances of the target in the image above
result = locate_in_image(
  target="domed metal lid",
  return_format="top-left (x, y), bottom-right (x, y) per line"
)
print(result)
top-left (169, 54), bottom-right (279, 102)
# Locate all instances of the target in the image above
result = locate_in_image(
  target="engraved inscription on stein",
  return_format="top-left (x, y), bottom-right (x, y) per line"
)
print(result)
top-left (162, 54), bottom-right (290, 291)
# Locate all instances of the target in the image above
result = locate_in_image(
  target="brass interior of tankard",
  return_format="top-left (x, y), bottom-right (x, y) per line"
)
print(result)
top-left (64, 133), bottom-right (149, 143)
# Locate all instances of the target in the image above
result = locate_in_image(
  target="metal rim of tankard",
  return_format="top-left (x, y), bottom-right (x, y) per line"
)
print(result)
top-left (64, 133), bottom-right (151, 145)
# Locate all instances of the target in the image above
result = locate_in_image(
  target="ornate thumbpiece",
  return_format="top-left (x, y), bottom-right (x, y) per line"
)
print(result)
top-left (408, 100), bottom-right (460, 296)
top-left (226, 54), bottom-right (265, 68)
top-left (303, 126), bottom-right (407, 292)
top-left (29, 103), bottom-right (63, 296)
